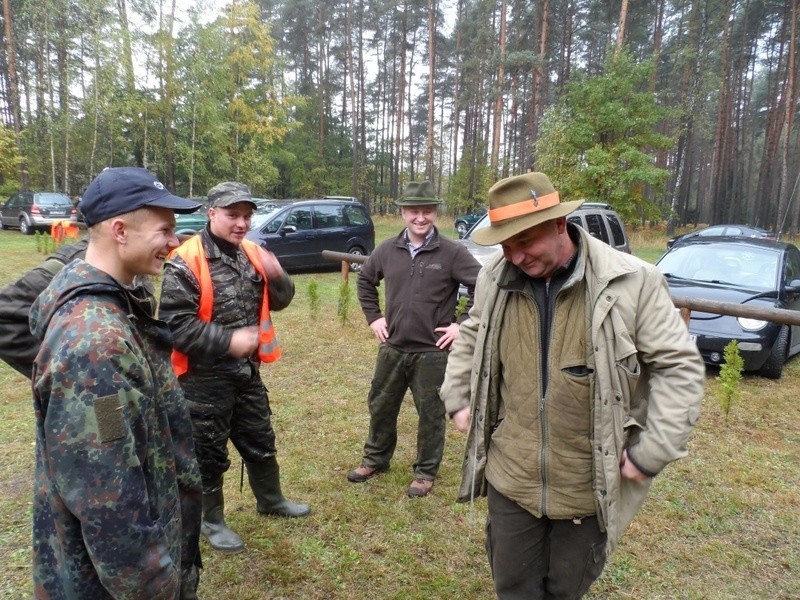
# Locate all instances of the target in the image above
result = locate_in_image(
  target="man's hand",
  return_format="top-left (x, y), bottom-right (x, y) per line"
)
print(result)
top-left (257, 246), bottom-right (285, 279)
top-left (434, 322), bottom-right (461, 349)
top-left (452, 407), bottom-right (471, 432)
top-left (369, 317), bottom-right (389, 343)
top-left (620, 449), bottom-right (650, 482)
top-left (229, 325), bottom-right (260, 358)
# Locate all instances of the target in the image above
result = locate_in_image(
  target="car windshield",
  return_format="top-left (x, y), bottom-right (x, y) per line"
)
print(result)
top-left (36, 193), bottom-right (72, 207)
top-left (251, 205), bottom-right (281, 230)
top-left (657, 243), bottom-right (780, 291)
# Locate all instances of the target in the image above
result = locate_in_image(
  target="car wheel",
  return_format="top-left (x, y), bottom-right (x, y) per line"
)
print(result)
top-left (347, 246), bottom-right (367, 272)
top-left (758, 325), bottom-right (789, 379)
top-left (456, 221), bottom-right (468, 238)
top-left (19, 218), bottom-right (33, 235)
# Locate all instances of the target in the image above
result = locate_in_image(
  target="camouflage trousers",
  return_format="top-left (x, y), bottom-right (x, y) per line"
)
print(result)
top-left (180, 362), bottom-right (277, 490)
top-left (360, 344), bottom-right (448, 480)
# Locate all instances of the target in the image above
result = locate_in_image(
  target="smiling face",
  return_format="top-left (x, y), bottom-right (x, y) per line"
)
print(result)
top-left (401, 205), bottom-right (438, 244)
top-left (119, 206), bottom-right (180, 281)
top-left (208, 202), bottom-right (253, 245)
top-left (500, 217), bottom-right (574, 280)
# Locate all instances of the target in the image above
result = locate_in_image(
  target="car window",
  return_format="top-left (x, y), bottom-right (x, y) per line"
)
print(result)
top-left (698, 226), bottom-right (725, 237)
top-left (784, 247), bottom-right (800, 285)
top-left (36, 193), bottom-right (72, 207)
top-left (344, 205), bottom-right (369, 225)
top-left (314, 204), bottom-right (345, 229)
top-left (658, 243), bottom-right (779, 290)
top-left (285, 207), bottom-right (313, 230)
top-left (605, 214), bottom-right (626, 247)
top-left (583, 214), bottom-right (609, 243)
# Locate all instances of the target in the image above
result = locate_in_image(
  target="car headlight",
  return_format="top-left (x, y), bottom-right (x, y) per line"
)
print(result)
top-left (737, 317), bottom-right (768, 331)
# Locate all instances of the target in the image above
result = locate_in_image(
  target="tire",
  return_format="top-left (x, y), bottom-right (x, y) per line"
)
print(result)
top-left (758, 326), bottom-right (788, 379)
top-left (455, 221), bottom-right (468, 238)
top-left (347, 246), bottom-right (367, 272)
top-left (19, 218), bottom-right (33, 235)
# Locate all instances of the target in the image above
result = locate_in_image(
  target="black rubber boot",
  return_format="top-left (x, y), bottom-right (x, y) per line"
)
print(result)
top-left (201, 484), bottom-right (244, 553)
top-left (246, 458), bottom-right (311, 518)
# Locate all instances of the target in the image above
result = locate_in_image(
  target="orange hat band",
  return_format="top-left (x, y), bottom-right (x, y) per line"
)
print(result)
top-left (487, 191), bottom-right (560, 223)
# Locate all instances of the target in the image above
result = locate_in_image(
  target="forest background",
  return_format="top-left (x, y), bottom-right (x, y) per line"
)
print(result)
top-left (0, 0), bottom-right (798, 233)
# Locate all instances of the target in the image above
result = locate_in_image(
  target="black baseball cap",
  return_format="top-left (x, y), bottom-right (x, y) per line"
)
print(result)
top-left (79, 167), bottom-right (201, 227)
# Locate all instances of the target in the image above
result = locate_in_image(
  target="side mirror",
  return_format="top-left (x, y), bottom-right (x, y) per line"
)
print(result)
top-left (785, 279), bottom-right (800, 293)
top-left (280, 225), bottom-right (297, 236)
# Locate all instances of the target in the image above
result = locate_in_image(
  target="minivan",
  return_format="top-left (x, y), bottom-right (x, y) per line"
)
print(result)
top-left (459, 201), bottom-right (631, 266)
top-left (245, 198), bottom-right (375, 271)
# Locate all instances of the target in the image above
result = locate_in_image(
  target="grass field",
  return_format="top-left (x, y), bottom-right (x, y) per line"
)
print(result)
top-left (0, 220), bottom-right (798, 599)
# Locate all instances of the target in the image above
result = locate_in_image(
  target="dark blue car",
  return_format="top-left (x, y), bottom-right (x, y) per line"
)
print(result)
top-left (245, 198), bottom-right (375, 271)
top-left (656, 236), bottom-right (800, 378)
top-left (454, 206), bottom-right (487, 238)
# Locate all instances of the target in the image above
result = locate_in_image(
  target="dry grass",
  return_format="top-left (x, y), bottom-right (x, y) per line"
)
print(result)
top-left (1, 224), bottom-right (799, 599)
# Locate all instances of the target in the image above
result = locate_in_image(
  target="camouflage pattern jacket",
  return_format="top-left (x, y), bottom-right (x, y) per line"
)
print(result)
top-left (29, 259), bottom-right (202, 599)
top-left (158, 227), bottom-right (294, 375)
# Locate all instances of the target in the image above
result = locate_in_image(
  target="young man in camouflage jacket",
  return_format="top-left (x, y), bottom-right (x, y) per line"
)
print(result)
top-left (29, 167), bottom-right (204, 598)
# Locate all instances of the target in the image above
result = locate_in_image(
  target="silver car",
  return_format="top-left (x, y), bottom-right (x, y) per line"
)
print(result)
top-left (0, 191), bottom-right (77, 235)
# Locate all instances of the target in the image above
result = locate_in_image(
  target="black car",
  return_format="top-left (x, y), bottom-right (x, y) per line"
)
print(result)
top-left (0, 191), bottom-right (77, 234)
top-left (667, 224), bottom-right (776, 249)
top-left (245, 198), bottom-right (375, 271)
top-left (454, 207), bottom-right (487, 238)
top-left (656, 236), bottom-right (800, 378)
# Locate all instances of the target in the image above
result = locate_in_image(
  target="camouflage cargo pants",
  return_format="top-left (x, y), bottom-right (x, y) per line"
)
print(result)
top-left (180, 363), bottom-right (277, 490)
top-left (360, 344), bottom-right (448, 480)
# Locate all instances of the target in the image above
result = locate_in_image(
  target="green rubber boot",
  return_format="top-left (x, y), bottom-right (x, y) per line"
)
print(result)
top-left (246, 458), bottom-right (311, 518)
top-left (200, 483), bottom-right (244, 553)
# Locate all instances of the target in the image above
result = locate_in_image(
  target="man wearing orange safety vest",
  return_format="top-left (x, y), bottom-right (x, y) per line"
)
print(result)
top-left (159, 182), bottom-right (309, 555)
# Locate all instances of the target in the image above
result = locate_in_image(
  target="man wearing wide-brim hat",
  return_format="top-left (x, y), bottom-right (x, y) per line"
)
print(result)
top-left (347, 180), bottom-right (481, 498)
top-left (440, 172), bottom-right (705, 598)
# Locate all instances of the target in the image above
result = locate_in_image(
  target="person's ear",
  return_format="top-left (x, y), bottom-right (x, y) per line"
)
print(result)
top-left (110, 218), bottom-right (127, 243)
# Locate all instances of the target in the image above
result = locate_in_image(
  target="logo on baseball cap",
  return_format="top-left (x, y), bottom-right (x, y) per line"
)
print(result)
top-left (79, 167), bottom-right (201, 227)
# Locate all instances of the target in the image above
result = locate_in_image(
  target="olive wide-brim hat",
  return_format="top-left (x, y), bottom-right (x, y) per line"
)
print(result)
top-left (471, 172), bottom-right (583, 246)
top-left (395, 180), bottom-right (443, 206)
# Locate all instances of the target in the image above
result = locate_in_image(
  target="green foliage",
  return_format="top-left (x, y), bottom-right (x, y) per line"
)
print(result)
top-left (307, 279), bottom-right (320, 320)
top-left (337, 279), bottom-right (352, 325)
top-left (718, 340), bottom-right (744, 423)
top-left (447, 142), bottom-right (494, 213)
top-left (0, 127), bottom-right (21, 189)
top-left (454, 295), bottom-right (469, 320)
top-left (535, 51), bottom-right (679, 222)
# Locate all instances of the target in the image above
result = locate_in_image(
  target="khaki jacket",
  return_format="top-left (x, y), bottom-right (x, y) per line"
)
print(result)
top-left (440, 227), bottom-right (705, 555)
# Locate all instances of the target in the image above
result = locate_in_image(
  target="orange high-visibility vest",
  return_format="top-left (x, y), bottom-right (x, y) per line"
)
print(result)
top-left (169, 235), bottom-right (281, 376)
top-left (51, 220), bottom-right (80, 243)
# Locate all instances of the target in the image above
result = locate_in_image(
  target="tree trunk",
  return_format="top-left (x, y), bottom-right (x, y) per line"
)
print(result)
top-left (393, 1), bottom-right (408, 197)
top-left (2, 0), bottom-right (28, 188)
top-left (426, 0), bottom-right (436, 181)
top-left (529, 0), bottom-right (549, 169)
top-left (776, 0), bottom-right (797, 235)
top-left (615, 0), bottom-right (629, 52)
top-left (491, 0), bottom-right (506, 174)
top-left (116, 0), bottom-right (144, 167)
